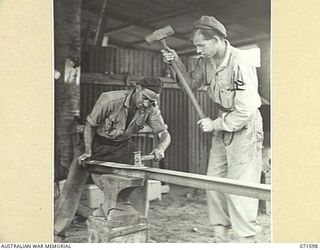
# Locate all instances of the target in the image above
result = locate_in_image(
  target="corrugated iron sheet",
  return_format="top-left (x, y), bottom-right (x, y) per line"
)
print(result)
top-left (82, 46), bottom-right (167, 77)
top-left (188, 92), bottom-right (218, 174)
top-left (185, 56), bottom-right (218, 174)
top-left (159, 88), bottom-right (189, 172)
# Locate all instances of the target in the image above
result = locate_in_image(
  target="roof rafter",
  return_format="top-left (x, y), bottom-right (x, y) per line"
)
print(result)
top-left (105, 8), bottom-right (195, 35)
top-left (105, 8), bottom-right (191, 43)
top-left (108, 37), bottom-right (158, 52)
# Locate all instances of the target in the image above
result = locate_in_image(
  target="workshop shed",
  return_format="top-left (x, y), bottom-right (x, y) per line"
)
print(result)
top-left (54, 0), bottom-right (270, 179)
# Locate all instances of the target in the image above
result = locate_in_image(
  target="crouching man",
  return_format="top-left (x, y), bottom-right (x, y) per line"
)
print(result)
top-left (54, 77), bottom-right (171, 239)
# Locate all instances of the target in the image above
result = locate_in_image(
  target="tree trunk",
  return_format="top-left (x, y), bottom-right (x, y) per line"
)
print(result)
top-left (54, 0), bottom-right (82, 179)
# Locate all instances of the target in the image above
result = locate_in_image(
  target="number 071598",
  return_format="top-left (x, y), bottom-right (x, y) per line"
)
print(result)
top-left (300, 244), bottom-right (318, 248)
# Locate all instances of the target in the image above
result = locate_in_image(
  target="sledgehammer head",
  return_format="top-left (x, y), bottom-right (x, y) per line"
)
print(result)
top-left (145, 25), bottom-right (174, 44)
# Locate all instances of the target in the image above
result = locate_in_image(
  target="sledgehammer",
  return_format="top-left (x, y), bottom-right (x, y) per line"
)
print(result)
top-left (145, 26), bottom-right (206, 119)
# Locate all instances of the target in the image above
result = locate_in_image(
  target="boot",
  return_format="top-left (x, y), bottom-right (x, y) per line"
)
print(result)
top-left (213, 225), bottom-right (229, 243)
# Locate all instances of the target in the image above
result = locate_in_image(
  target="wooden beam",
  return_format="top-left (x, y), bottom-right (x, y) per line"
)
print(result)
top-left (129, 12), bottom-right (269, 48)
top-left (139, 8), bottom-right (195, 23)
top-left (80, 73), bottom-right (180, 89)
top-left (104, 8), bottom-right (194, 36)
top-left (232, 34), bottom-right (270, 47)
top-left (85, 160), bottom-right (271, 201)
top-left (106, 25), bottom-right (135, 35)
top-left (107, 38), bottom-right (157, 52)
top-left (93, 0), bottom-right (109, 46)
top-left (177, 12), bottom-right (270, 38)
top-left (103, 0), bottom-right (239, 39)
top-left (105, 9), bottom-right (191, 43)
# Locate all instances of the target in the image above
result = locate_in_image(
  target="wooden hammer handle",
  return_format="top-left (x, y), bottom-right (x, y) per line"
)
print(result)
top-left (160, 40), bottom-right (206, 119)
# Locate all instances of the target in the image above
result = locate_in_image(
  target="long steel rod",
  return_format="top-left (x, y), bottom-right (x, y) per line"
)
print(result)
top-left (85, 160), bottom-right (271, 201)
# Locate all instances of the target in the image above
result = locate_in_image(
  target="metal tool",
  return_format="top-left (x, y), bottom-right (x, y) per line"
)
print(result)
top-left (85, 160), bottom-right (271, 201)
top-left (134, 151), bottom-right (155, 166)
top-left (145, 26), bottom-right (206, 119)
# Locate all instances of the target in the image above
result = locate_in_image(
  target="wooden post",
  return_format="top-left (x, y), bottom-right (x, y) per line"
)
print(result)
top-left (54, 0), bottom-right (82, 178)
top-left (93, 0), bottom-right (109, 46)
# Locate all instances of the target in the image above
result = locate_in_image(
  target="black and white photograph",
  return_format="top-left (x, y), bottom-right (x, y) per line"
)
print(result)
top-left (53, 0), bottom-right (271, 243)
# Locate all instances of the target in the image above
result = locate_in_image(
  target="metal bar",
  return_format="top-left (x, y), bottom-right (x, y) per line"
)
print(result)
top-left (85, 160), bottom-right (271, 201)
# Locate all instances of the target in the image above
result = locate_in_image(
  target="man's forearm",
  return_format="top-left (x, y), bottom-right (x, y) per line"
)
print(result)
top-left (83, 122), bottom-right (95, 154)
top-left (157, 130), bottom-right (171, 151)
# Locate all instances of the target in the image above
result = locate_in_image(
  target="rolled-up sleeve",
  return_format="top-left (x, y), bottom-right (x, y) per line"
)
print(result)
top-left (212, 62), bottom-right (261, 132)
top-left (147, 108), bottom-right (168, 134)
top-left (87, 93), bottom-right (111, 127)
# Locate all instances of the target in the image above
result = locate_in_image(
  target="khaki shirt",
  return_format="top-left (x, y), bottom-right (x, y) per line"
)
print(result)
top-left (87, 89), bottom-right (168, 141)
top-left (178, 40), bottom-right (261, 132)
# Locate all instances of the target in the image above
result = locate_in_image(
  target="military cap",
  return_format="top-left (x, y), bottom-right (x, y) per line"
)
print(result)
top-left (136, 77), bottom-right (163, 94)
top-left (193, 16), bottom-right (227, 37)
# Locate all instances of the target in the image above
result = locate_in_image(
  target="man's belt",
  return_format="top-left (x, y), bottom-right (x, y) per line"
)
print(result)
top-left (217, 104), bottom-right (233, 113)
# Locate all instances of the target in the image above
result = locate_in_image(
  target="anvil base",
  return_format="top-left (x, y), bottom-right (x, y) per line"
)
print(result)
top-left (87, 216), bottom-right (148, 243)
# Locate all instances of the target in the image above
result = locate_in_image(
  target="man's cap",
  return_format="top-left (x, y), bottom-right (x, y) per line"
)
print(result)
top-left (136, 77), bottom-right (163, 94)
top-left (193, 16), bottom-right (227, 37)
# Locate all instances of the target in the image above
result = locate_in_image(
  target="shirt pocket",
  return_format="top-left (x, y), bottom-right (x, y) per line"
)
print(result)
top-left (217, 69), bottom-right (234, 108)
top-left (218, 86), bottom-right (234, 109)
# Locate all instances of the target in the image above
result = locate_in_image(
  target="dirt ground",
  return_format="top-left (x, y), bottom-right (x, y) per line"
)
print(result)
top-left (62, 184), bottom-right (271, 243)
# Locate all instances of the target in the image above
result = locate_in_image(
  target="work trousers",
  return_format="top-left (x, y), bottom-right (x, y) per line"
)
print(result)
top-left (206, 110), bottom-right (263, 237)
top-left (54, 135), bottom-right (135, 236)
